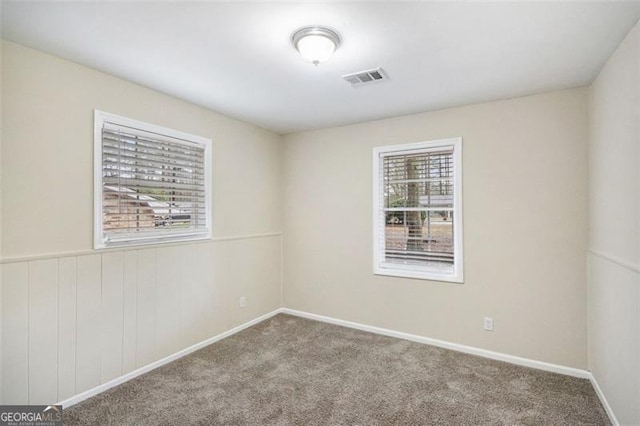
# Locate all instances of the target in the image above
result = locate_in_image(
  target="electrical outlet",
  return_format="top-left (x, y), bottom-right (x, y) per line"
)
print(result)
top-left (239, 296), bottom-right (247, 308)
top-left (483, 317), bottom-right (494, 331)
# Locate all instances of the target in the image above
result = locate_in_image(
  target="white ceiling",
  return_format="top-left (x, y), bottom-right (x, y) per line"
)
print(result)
top-left (2, 1), bottom-right (640, 134)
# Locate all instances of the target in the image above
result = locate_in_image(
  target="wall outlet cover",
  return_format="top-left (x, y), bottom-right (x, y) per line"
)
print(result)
top-left (484, 317), bottom-right (494, 331)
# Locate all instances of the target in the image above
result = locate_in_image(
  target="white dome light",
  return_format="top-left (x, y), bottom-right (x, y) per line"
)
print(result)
top-left (292, 27), bottom-right (341, 66)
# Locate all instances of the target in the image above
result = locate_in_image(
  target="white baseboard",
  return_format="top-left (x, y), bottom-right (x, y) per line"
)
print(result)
top-left (589, 374), bottom-right (620, 426)
top-left (57, 306), bottom-right (618, 426)
top-left (281, 308), bottom-right (624, 425)
top-left (57, 309), bottom-right (281, 408)
top-left (280, 308), bottom-right (590, 379)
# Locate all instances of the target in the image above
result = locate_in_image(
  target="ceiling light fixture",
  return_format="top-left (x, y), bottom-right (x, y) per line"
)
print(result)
top-left (292, 26), bottom-right (341, 66)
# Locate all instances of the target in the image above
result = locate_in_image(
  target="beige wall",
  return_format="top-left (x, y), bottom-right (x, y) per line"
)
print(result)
top-left (6, 28), bottom-right (637, 414)
top-left (0, 41), bottom-right (283, 404)
top-left (283, 88), bottom-right (589, 369)
top-left (1, 40), bottom-right (282, 259)
top-left (588, 20), bottom-right (640, 425)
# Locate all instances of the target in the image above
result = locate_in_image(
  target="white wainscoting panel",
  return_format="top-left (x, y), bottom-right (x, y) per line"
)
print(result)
top-left (135, 248), bottom-right (157, 369)
top-left (101, 251), bottom-right (124, 383)
top-left (588, 251), bottom-right (639, 425)
top-left (179, 246), bottom-right (198, 349)
top-left (1, 262), bottom-right (29, 403)
top-left (122, 251), bottom-right (138, 374)
top-left (58, 257), bottom-right (77, 401)
top-left (155, 246), bottom-right (184, 359)
top-left (28, 259), bottom-right (59, 404)
top-left (0, 234), bottom-right (282, 405)
top-left (76, 254), bottom-right (102, 395)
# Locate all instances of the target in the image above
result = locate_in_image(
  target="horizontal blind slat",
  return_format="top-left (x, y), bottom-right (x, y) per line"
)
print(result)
top-left (103, 126), bottom-right (205, 152)
top-left (104, 219), bottom-right (208, 226)
top-left (102, 140), bottom-right (204, 162)
top-left (103, 178), bottom-right (206, 192)
top-left (102, 153), bottom-right (204, 177)
top-left (103, 197), bottom-right (206, 204)
top-left (103, 175), bottom-right (205, 185)
top-left (101, 120), bottom-right (209, 244)
top-left (102, 150), bottom-right (204, 170)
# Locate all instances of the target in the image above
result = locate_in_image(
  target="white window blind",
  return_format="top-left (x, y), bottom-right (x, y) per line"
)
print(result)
top-left (95, 111), bottom-right (211, 248)
top-left (373, 138), bottom-right (463, 282)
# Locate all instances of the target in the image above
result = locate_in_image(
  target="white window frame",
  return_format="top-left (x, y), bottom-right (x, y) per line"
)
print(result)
top-left (373, 137), bottom-right (464, 283)
top-left (94, 110), bottom-right (212, 249)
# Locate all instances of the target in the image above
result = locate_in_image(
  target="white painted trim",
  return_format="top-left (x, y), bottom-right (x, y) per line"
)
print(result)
top-left (55, 306), bottom-right (617, 425)
top-left (283, 308), bottom-right (619, 423)
top-left (280, 308), bottom-right (590, 379)
top-left (93, 110), bottom-right (103, 250)
top-left (588, 249), bottom-right (640, 275)
top-left (589, 374), bottom-right (620, 426)
top-left (57, 309), bottom-right (281, 408)
top-left (374, 267), bottom-right (462, 283)
top-left (0, 232), bottom-right (282, 264)
top-left (372, 137), bottom-right (464, 283)
top-left (280, 234), bottom-right (285, 308)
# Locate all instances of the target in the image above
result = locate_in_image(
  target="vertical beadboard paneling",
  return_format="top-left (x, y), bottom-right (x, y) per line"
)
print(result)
top-left (155, 246), bottom-right (182, 359)
top-left (136, 248), bottom-right (156, 368)
top-left (122, 251), bottom-right (138, 374)
top-left (100, 252), bottom-right (124, 383)
top-left (28, 259), bottom-right (59, 404)
top-left (179, 245), bottom-right (198, 348)
top-left (58, 257), bottom-right (77, 401)
top-left (1, 235), bottom-right (282, 405)
top-left (75, 254), bottom-right (102, 394)
top-left (209, 242), bottom-right (231, 334)
top-left (1, 262), bottom-right (29, 404)
top-left (227, 238), bottom-right (277, 326)
top-left (224, 239), bottom-right (251, 327)
top-left (247, 237), bottom-right (281, 319)
top-left (588, 253), bottom-right (640, 423)
top-left (0, 264), bottom-right (2, 404)
top-left (194, 243), bottom-right (214, 343)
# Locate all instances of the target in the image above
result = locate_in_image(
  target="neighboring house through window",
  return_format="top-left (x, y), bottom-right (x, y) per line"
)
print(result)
top-left (373, 138), bottom-right (463, 282)
top-left (94, 110), bottom-right (212, 249)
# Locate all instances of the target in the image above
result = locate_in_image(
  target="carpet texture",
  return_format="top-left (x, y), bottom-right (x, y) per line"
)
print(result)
top-left (65, 314), bottom-right (609, 425)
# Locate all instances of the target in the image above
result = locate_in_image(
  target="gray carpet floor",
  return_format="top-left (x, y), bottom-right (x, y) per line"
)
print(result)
top-left (65, 314), bottom-right (609, 425)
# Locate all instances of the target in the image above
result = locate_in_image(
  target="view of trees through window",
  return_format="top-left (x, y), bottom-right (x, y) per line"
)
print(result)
top-left (383, 148), bottom-right (454, 267)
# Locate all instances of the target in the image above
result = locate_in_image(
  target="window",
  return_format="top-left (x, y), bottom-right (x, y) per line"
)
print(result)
top-left (373, 138), bottom-right (463, 282)
top-left (94, 110), bottom-right (212, 249)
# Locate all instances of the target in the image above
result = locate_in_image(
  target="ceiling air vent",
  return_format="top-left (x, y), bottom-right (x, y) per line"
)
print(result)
top-left (342, 67), bottom-right (388, 86)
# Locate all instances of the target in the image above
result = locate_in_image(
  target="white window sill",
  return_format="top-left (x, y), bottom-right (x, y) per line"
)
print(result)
top-left (95, 233), bottom-right (212, 250)
top-left (374, 267), bottom-right (463, 283)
